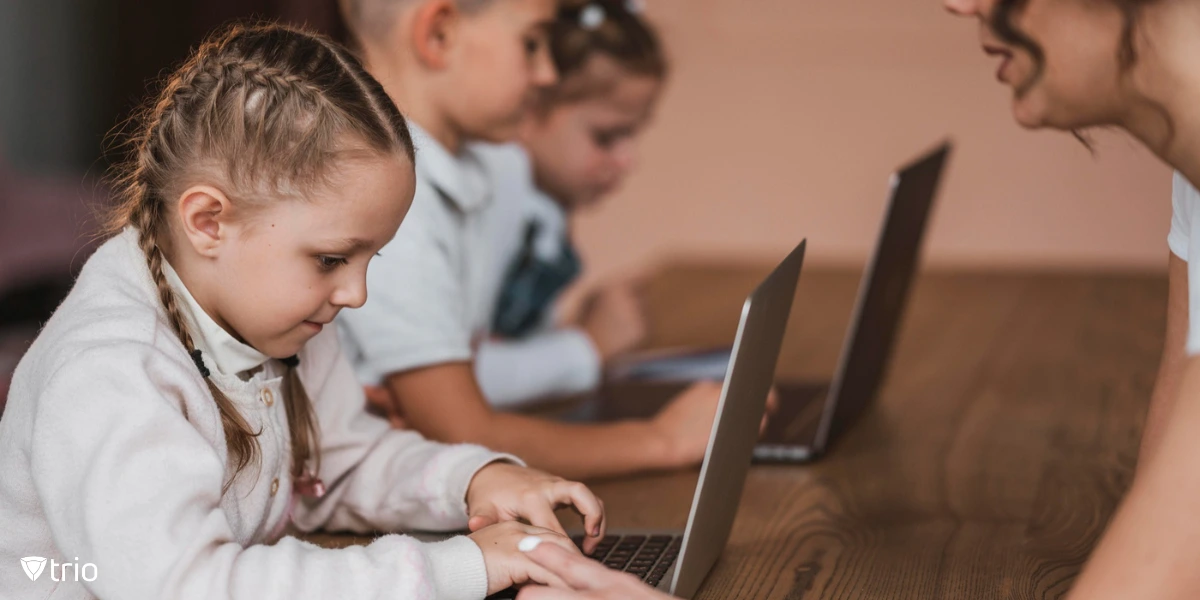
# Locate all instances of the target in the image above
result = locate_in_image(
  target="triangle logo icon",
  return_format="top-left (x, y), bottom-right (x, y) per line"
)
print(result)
top-left (21, 556), bottom-right (48, 581)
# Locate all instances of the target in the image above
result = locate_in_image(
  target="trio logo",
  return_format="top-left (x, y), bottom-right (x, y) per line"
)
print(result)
top-left (20, 556), bottom-right (97, 582)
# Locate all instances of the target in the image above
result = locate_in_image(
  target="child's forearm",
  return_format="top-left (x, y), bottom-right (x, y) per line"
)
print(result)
top-left (388, 363), bottom-right (678, 480)
top-left (483, 413), bottom-right (677, 480)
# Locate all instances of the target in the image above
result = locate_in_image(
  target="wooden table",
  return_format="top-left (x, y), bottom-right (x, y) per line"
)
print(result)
top-left (306, 264), bottom-right (1167, 599)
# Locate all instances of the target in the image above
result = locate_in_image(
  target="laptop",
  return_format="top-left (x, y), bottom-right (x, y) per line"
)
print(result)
top-left (490, 239), bottom-right (806, 599)
top-left (603, 142), bottom-right (951, 464)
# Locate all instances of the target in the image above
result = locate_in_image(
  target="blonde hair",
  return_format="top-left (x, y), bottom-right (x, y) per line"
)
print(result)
top-left (105, 22), bottom-right (414, 491)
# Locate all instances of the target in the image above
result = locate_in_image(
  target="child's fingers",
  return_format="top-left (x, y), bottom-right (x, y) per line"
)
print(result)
top-left (469, 514), bottom-right (498, 532)
top-left (522, 501), bottom-right (571, 542)
top-left (552, 481), bottom-right (606, 541)
top-left (469, 504), bottom-right (502, 529)
top-left (579, 498), bottom-right (606, 554)
top-left (363, 385), bottom-right (391, 409)
top-left (765, 387), bottom-right (780, 414)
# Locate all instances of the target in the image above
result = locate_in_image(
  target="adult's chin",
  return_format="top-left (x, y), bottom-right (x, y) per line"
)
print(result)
top-left (1010, 93), bottom-right (1053, 131)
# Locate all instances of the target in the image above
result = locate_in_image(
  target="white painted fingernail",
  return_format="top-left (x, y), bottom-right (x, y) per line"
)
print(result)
top-left (518, 536), bottom-right (543, 552)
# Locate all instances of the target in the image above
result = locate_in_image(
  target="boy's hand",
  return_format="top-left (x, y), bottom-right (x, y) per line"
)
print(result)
top-left (648, 380), bottom-right (723, 468)
top-left (580, 283), bottom-right (647, 362)
top-left (363, 384), bottom-right (407, 429)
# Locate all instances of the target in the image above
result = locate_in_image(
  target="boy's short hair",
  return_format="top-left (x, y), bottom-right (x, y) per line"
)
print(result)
top-left (340, 0), bottom-right (493, 47)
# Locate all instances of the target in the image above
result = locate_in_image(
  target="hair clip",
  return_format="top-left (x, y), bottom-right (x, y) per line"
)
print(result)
top-left (281, 355), bottom-right (300, 368)
top-left (190, 349), bottom-right (211, 379)
top-left (624, 0), bottom-right (645, 14)
top-left (579, 3), bottom-right (606, 30)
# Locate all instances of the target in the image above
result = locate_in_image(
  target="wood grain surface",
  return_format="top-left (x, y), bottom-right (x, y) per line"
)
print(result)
top-left (303, 264), bottom-right (1167, 599)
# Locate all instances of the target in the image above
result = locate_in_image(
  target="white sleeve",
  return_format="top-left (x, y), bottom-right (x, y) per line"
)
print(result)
top-left (27, 344), bottom-right (490, 600)
top-left (474, 328), bottom-right (602, 408)
top-left (291, 327), bottom-right (521, 534)
top-left (338, 184), bottom-right (472, 385)
top-left (1169, 170), bottom-right (1193, 260)
top-left (1172, 172), bottom-right (1200, 356)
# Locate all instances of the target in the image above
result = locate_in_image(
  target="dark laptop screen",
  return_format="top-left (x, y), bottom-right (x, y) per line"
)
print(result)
top-left (817, 143), bottom-right (950, 448)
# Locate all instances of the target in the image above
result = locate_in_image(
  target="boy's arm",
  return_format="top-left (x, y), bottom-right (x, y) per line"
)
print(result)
top-left (388, 362), bottom-right (701, 480)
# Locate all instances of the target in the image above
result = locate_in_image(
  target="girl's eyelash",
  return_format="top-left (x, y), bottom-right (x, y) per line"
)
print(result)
top-left (593, 132), bottom-right (618, 147)
top-left (317, 255), bottom-right (349, 271)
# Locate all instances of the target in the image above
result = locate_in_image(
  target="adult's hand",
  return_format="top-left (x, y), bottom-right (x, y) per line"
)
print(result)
top-left (514, 537), bottom-right (675, 600)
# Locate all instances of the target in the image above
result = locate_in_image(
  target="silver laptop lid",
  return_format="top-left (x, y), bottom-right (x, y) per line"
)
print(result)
top-left (670, 240), bottom-right (806, 599)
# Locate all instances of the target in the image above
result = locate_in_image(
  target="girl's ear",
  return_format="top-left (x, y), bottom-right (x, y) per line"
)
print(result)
top-left (176, 185), bottom-right (234, 258)
top-left (410, 0), bottom-right (459, 70)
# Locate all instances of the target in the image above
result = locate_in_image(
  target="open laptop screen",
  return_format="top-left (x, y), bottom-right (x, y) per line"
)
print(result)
top-left (815, 143), bottom-right (950, 449)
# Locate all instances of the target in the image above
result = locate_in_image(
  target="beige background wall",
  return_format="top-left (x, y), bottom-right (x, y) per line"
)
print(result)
top-left (570, 0), bottom-right (1173, 284)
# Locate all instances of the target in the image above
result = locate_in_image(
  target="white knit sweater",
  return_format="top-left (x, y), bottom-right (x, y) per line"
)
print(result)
top-left (0, 229), bottom-right (513, 600)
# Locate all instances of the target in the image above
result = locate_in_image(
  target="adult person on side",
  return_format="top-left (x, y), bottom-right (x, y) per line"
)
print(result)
top-left (941, 0), bottom-right (1200, 597)
top-left (507, 0), bottom-right (1200, 597)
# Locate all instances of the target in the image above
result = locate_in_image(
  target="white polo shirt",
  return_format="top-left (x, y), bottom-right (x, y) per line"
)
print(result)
top-left (1168, 171), bottom-right (1200, 355)
top-left (473, 145), bottom-right (601, 407)
top-left (337, 131), bottom-right (600, 405)
top-left (339, 124), bottom-right (500, 385)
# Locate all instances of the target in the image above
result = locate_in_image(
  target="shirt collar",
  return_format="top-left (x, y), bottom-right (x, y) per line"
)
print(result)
top-left (408, 121), bottom-right (492, 213)
top-left (162, 260), bottom-right (272, 378)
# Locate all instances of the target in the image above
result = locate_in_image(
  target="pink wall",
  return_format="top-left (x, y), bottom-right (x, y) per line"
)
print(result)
top-left (571, 0), bottom-right (1173, 283)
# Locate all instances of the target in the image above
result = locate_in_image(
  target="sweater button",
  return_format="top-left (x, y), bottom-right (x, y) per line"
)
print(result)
top-left (260, 388), bottom-right (275, 407)
top-left (270, 478), bottom-right (280, 495)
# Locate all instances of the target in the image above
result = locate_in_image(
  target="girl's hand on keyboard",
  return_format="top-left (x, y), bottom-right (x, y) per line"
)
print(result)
top-left (514, 538), bottom-right (675, 600)
top-left (469, 523), bottom-right (577, 594)
top-left (466, 462), bottom-right (608, 554)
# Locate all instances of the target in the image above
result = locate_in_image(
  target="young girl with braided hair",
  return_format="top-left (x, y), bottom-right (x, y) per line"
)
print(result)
top-left (473, 0), bottom-right (670, 408)
top-left (0, 22), bottom-right (605, 600)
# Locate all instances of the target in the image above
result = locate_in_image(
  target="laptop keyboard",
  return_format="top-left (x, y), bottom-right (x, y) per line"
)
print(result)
top-left (484, 534), bottom-right (682, 599)
top-left (572, 533), bottom-right (682, 587)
